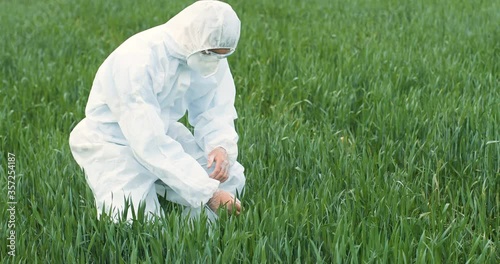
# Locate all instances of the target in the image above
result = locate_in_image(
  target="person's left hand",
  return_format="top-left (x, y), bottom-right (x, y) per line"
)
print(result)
top-left (207, 190), bottom-right (241, 215)
top-left (207, 147), bottom-right (229, 183)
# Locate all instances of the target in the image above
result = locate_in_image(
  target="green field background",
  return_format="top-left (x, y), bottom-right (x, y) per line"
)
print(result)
top-left (1, 0), bottom-right (499, 262)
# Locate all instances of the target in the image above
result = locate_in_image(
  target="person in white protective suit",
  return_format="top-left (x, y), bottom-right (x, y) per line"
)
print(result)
top-left (69, 0), bottom-right (245, 221)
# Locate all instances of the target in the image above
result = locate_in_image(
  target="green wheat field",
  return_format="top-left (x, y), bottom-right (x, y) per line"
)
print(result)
top-left (1, 0), bottom-right (499, 263)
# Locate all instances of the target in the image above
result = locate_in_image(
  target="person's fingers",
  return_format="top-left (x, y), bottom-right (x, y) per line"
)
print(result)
top-left (207, 153), bottom-right (215, 169)
top-left (216, 160), bottom-right (227, 182)
top-left (234, 199), bottom-right (241, 214)
top-left (220, 175), bottom-right (228, 183)
top-left (222, 171), bottom-right (229, 183)
top-left (209, 191), bottom-right (241, 216)
top-left (209, 159), bottom-right (223, 179)
top-left (217, 173), bottom-right (228, 183)
top-left (225, 198), bottom-right (240, 215)
top-left (210, 154), bottom-right (228, 174)
top-left (218, 160), bottom-right (231, 182)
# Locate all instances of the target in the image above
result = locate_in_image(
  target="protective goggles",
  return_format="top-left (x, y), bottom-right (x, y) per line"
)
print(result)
top-left (200, 48), bottom-right (235, 59)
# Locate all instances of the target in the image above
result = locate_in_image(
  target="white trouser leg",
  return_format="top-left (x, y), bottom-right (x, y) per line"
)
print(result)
top-left (70, 120), bottom-right (160, 221)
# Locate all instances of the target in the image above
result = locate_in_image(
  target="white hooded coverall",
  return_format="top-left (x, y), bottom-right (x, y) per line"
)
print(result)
top-left (69, 1), bottom-right (245, 220)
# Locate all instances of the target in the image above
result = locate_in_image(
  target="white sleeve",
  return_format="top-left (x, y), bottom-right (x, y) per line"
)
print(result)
top-left (187, 59), bottom-right (240, 163)
top-left (105, 54), bottom-right (219, 208)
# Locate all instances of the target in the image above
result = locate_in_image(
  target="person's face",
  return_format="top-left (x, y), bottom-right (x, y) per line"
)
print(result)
top-left (186, 48), bottom-right (234, 77)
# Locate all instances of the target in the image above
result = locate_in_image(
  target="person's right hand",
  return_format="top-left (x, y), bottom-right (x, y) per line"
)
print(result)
top-left (207, 147), bottom-right (230, 183)
top-left (207, 190), bottom-right (241, 215)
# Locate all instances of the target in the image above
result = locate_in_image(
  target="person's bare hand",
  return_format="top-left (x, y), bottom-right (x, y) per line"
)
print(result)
top-left (207, 147), bottom-right (229, 183)
top-left (207, 190), bottom-right (241, 215)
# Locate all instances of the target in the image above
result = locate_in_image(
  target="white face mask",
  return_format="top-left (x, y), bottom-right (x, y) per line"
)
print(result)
top-left (187, 52), bottom-right (220, 78)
